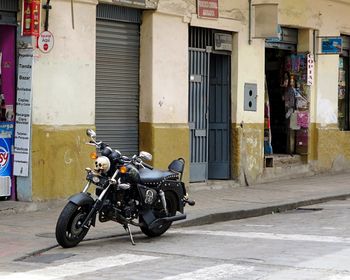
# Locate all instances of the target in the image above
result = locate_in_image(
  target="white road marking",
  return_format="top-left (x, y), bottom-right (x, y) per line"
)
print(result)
top-left (0, 253), bottom-right (159, 280)
top-left (327, 276), bottom-right (350, 280)
top-left (244, 224), bottom-right (274, 228)
top-left (159, 264), bottom-right (254, 280)
top-left (170, 229), bottom-right (350, 244)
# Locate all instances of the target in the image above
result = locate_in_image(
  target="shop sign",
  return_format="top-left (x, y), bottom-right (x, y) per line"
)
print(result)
top-left (321, 37), bottom-right (342, 54)
top-left (38, 31), bottom-right (54, 53)
top-left (197, 0), bottom-right (218, 19)
top-left (214, 33), bottom-right (232, 51)
top-left (22, 0), bottom-right (41, 37)
top-left (307, 54), bottom-right (314, 86)
top-left (13, 49), bottom-right (33, 177)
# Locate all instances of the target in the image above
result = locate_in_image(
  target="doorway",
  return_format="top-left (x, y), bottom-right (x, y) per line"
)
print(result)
top-left (265, 48), bottom-right (293, 154)
top-left (188, 27), bottom-right (231, 182)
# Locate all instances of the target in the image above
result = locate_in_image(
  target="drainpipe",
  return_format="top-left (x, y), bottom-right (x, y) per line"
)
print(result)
top-left (248, 0), bottom-right (252, 45)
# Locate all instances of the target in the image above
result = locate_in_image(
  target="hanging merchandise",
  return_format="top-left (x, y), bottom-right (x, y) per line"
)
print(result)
top-left (283, 53), bottom-right (310, 155)
top-left (338, 56), bottom-right (346, 130)
top-left (296, 111), bottom-right (309, 128)
top-left (264, 77), bottom-right (273, 155)
top-left (289, 112), bottom-right (300, 130)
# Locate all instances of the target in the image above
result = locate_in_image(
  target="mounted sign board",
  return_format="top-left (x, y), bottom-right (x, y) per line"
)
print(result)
top-left (14, 48), bottom-right (33, 177)
top-left (320, 37), bottom-right (342, 54)
top-left (197, 0), bottom-right (218, 19)
top-left (253, 3), bottom-right (279, 39)
top-left (37, 31), bottom-right (54, 53)
top-left (214, 33), bottom-right (232, 51)
top-left (307, 54), bottom-right (314, 86)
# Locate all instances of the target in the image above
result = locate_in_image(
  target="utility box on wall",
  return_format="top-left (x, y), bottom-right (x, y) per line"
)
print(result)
top-left (244, 83), bottom-right (257, 111)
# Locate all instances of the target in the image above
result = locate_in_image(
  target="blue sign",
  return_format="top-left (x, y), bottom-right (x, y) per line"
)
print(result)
top-left (321, 37), bottom-right (342, 54)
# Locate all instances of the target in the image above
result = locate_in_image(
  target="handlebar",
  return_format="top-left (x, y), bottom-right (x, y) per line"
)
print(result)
top-left (86, 131), bottom-right (153, 169)
top-left (142, 162), bottom-right (153, 170)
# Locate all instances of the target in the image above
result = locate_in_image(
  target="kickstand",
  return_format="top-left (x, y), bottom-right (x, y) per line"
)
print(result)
top-left (123, 224), bottom-right (135, 246)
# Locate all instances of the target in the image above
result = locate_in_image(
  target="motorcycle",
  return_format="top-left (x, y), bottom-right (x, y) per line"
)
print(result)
top-left (55, 129), bottom-right (195, 247)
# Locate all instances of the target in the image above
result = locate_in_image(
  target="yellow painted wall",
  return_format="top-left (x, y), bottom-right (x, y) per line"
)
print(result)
top-left (32, 125), bottom-right (95, 201)
top-left (140, 123), bottom-right (190, 183)
top-left (314, 124), bottom-right (350, 171)
top-left (232, 123), bottom-right (264, 185)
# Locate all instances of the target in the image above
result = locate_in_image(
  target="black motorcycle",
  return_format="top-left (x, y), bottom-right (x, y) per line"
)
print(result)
top-left (55, 129), bottom-right (195, 247)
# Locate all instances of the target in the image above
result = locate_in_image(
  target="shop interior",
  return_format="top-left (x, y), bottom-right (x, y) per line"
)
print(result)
top-left (265, 47), bottom-right (310, 158)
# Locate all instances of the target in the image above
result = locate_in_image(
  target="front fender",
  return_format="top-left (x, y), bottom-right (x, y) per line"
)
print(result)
top-left (69, 192), bottom-right (94, 207)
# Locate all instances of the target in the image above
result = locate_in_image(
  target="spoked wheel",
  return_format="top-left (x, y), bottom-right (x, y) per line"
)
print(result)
top-left (55, 202), bottom-right (91, 248)
top-left (140, 191), bottom-right (177, 237)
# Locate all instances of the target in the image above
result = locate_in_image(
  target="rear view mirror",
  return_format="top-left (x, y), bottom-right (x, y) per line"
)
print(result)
top-left (86, 129), bottom-right (96, 140)
top-left (139, 151), bottom-right (152, 161)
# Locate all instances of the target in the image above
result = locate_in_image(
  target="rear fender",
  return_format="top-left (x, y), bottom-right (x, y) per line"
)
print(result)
top-left (160, 181), bottom-right (185, 213)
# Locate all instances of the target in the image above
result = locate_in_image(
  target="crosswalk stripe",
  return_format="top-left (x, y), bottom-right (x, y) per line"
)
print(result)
top-left (170, 229), bottom-right (350, 244)
top-left (0, 253), bottom-right (159, 280)
top-left (159, 264), bottom-right (254, 280)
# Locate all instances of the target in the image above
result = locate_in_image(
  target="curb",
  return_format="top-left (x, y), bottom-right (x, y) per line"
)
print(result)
top-left (0, 200), bottom-right (66, 215)
top-left (175, 193), bottom-right (350, 228)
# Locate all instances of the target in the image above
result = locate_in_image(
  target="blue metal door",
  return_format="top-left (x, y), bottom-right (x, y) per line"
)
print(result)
top-left (189, 48), bottom-right (210, 182)
top-left (208, 54), bottom-right (231, 179)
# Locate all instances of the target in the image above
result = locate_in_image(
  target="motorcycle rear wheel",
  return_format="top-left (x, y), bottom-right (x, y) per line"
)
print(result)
top-left (55, 202), bottom-right (91, 248)
top-left (140, 191), bottom-right (177, 237)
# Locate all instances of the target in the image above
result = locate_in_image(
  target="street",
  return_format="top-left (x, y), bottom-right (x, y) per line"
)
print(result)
top-left (1, 199), bottom-right (350, 279)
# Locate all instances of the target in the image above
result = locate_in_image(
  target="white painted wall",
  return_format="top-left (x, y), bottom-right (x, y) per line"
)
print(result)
top-left (32, 0), bottom-right (97, 126)
top-left (140, 12), bottom-right (188, 123)
top-left (32, 0), bottom-right (350, 128)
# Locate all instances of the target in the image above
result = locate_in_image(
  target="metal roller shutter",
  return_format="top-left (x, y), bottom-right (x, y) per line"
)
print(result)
top-left (96, 5), bottom-right (140, 157)
top-left (0, 0), bottom-right (18, 12)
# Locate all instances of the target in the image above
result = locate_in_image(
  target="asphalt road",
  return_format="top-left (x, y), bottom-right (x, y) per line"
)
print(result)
top-left (2, 199), bottom-right (350, 279)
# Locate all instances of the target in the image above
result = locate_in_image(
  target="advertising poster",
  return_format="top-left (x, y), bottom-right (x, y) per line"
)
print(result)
top-left (22, 0), bottom-right (41, 37)
top-left (0, 122), bottom-right (14, 177)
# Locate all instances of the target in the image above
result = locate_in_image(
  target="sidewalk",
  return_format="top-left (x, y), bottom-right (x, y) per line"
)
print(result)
top-left (1, 171), bottom-right (350, 263)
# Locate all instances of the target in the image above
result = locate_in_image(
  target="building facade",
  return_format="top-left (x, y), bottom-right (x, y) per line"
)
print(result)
top-left (1, 0), bottom-right (350, 201)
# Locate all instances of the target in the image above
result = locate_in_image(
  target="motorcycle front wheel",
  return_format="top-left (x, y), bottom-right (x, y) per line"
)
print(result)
top-left (140, 191), bottom-right (177, 237)
top-left (55, 202), bottom-right (91, 248)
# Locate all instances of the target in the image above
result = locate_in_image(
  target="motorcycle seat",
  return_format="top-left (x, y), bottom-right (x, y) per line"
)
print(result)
top-left (139, 168), bottom-right (179, 186)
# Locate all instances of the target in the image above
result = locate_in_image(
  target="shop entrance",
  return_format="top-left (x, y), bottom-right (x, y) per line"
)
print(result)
top-left (264, 28), bottom-right (310, 160)
top-left (265, 48), bottom-right (293, 154)
top-left (0, 14), bottom-right (17, 199)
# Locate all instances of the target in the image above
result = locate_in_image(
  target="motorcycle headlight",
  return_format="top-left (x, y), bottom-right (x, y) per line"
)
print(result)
top-left (94, 156), bottom-right (111, 173)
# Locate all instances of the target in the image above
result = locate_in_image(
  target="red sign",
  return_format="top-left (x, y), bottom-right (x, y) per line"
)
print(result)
top-left (22, 0), bottom-right (41, 37)
top-left (197, 0), bottom-right (218, 19)
top-left (37, 31), bottom-right (54, 53)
